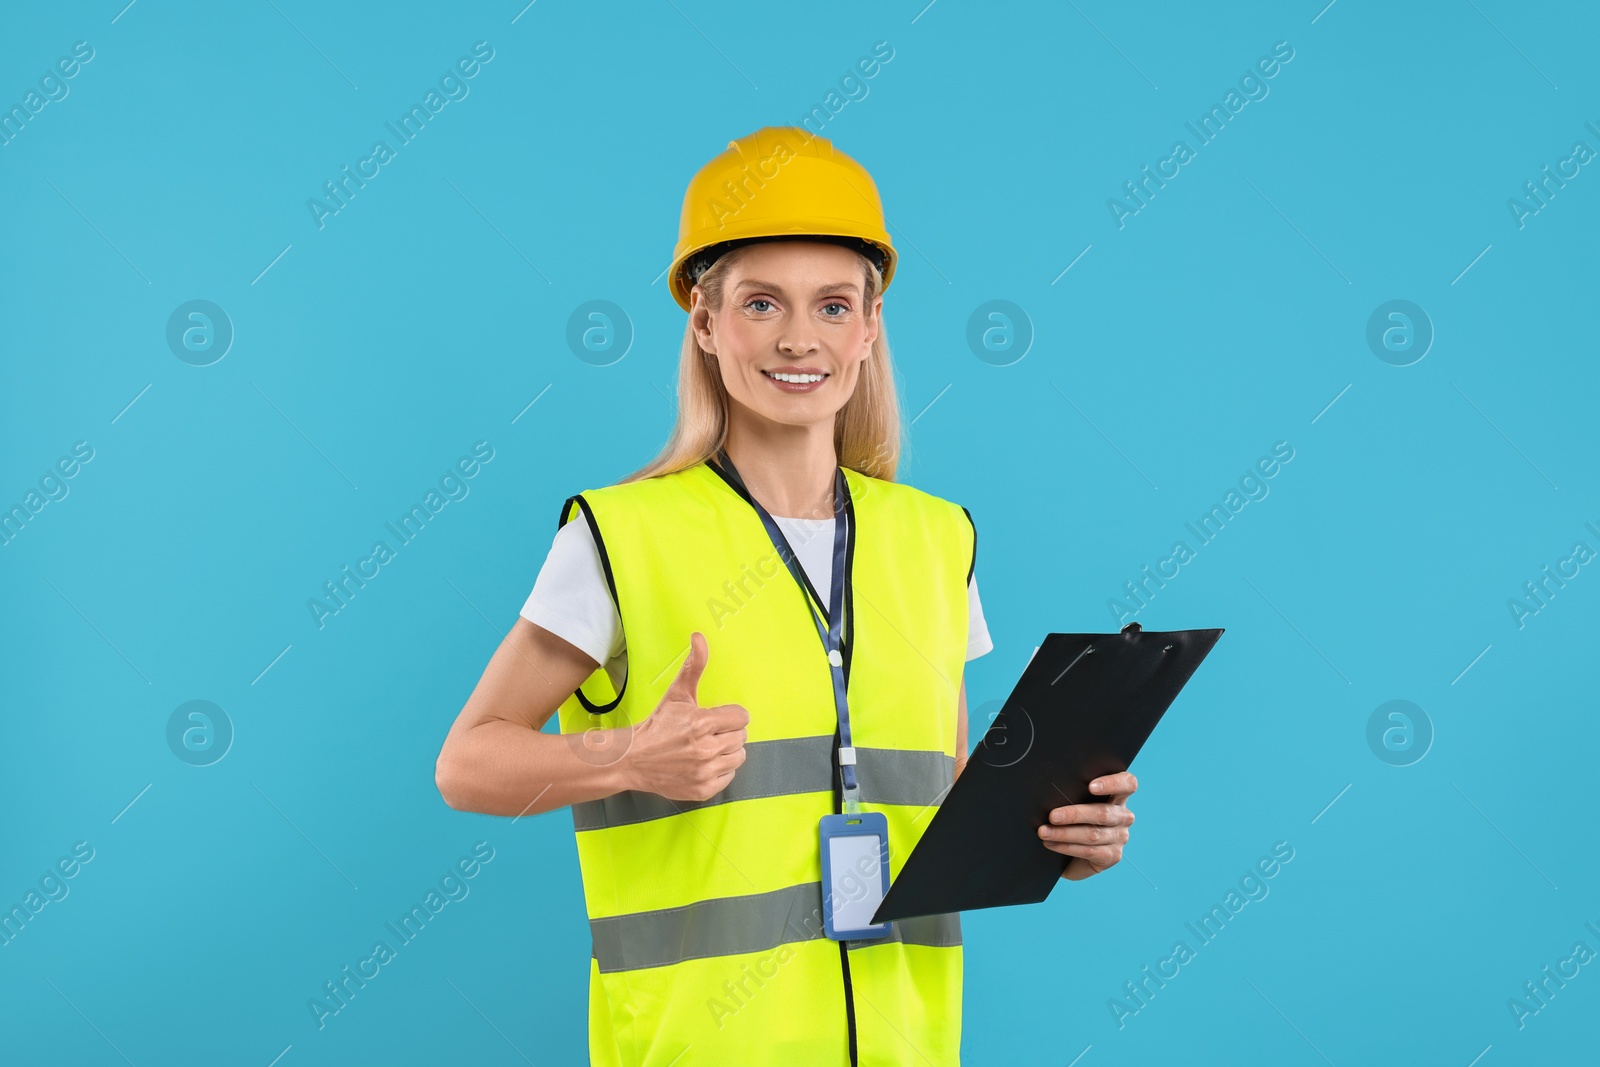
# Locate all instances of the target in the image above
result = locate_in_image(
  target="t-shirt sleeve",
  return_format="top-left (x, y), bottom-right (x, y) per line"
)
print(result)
top-left (966, 571), bottom-right (993, 661)
top-left (519, 516), bottom-right (624, 669)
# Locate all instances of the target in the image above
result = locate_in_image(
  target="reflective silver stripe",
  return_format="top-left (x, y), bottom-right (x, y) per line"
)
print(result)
top-left (572, 736), bottom-right (829, 832)
top-left (857, 747), bottom-right (954, 807)
top-left (572, 737), bottom-right (954, 832)
top-left (590, 881), bottom-right (961, 973)
top-left (876, 911), bottom-right (963, 951)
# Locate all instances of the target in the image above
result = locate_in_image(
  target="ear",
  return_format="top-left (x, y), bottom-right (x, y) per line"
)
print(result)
top-left (689, 287), bottom-right (717, 354)
top-left (863, 294), bottom-right (883, 351)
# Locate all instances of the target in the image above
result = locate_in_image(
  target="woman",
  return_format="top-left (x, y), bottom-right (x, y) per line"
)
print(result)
top-left (434, 127), bottom-right (1138, 1067)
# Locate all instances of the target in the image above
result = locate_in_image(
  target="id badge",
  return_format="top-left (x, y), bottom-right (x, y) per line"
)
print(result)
top-left (818, 812), bottom-right (892, 940)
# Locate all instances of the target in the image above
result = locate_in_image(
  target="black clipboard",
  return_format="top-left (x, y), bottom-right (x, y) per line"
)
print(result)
top-left (872, 622), bottom-right (1223, 924)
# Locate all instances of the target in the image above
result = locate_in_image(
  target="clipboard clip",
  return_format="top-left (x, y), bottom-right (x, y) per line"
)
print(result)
top-left (1123, 621), bottom-right (1177, 652)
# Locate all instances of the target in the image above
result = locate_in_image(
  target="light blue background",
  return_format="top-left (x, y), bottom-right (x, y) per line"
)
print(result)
top-left (3, 1), bottom-right (1597, 1064)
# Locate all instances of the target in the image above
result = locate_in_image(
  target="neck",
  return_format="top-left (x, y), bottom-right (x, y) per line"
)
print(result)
top-left (721, 416), bottom-right (838, 520)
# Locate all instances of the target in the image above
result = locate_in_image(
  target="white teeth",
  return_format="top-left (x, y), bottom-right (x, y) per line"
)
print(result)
top-left (766, 371), bottom-right (826, 383)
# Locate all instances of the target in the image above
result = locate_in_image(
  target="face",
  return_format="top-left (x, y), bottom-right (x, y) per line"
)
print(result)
top-left (690, 241), bottom-right (882, 431)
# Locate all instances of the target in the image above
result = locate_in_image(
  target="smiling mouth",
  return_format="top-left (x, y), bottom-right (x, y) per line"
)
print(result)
top-left (762, 370), bottom-right (829, 384)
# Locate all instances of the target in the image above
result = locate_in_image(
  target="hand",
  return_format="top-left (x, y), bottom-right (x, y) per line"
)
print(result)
top-left (1038, 772), bottom-right (1137, 881)
top-left (622, 632), bottom-right (749, 802)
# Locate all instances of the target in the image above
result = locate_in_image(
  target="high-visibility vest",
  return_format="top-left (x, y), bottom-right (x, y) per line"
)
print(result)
top-left (553, 458), bottom-right (976, 1066)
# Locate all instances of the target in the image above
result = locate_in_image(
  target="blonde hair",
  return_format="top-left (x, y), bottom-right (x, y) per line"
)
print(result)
top-left (620, 245), bottom-right (902, 484)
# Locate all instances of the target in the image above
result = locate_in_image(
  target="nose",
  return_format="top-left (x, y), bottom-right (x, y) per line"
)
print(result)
top-left (777, 322), bottom-right (821, 357)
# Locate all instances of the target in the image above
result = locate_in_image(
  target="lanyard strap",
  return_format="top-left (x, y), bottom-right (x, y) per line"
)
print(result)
top-left (710, 446), bottom-right (861, 812)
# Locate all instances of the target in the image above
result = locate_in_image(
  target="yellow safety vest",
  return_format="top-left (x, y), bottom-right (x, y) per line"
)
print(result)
top-left (555, 458), bottom-right (975, 1067)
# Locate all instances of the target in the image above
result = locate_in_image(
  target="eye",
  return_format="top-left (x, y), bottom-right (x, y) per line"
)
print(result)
top-left (745, 298), bottom-right (775, 312)
top-left (822, 301), bottom-right (850, 317)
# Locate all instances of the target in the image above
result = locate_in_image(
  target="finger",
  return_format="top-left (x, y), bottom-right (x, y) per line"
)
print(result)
top-left (691, 770), bottom-right (735, 802)
top-left (1042, 840), bottom-right (1124, 864)
top-left (663, 632), bottom-right (708, 705)
top-left (1088, 771), bottom-right (1137, 799)
top-left (1047, 802), bottom-right (1134, 826)
top-left (710, 728), bottom-right (747, 756)
top-left (1038, 821), bottom-right (1130, 846)
top-left (692, 748), bottom-right (743, 784)
top-left (701, 704), bottom-right (750, 735)
top-left (1063, 853), bottom-right (1122, 881)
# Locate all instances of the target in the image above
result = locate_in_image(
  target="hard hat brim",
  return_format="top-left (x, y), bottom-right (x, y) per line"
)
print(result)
top-left (670, 222), bottom-right (896, 311)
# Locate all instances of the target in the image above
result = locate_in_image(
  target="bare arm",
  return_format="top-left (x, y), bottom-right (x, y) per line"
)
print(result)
top-left (435, 622), bottom-right (748, 818)
top-left (434, 618), bottom-right (632, 817)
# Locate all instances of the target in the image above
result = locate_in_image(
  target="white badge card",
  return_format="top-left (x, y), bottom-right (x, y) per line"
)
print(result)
top-left (818, 812), bottom-right (892, 940)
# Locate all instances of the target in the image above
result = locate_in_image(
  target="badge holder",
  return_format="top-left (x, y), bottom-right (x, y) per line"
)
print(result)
top-left (819, 756), bottom-right (891, 941)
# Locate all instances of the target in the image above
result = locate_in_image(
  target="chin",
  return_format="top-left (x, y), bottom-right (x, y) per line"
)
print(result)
top-left (732, 396), bottom-right (840, 429)
top-left (761, 404), bottom-right (841, 428)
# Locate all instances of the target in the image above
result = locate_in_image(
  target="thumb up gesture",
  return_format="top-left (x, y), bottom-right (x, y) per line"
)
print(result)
top-left (626, 632), bottom-right (750, 802)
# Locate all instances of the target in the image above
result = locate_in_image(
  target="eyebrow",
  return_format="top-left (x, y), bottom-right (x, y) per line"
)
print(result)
top-left (732, 279), bottom-right (862, 299)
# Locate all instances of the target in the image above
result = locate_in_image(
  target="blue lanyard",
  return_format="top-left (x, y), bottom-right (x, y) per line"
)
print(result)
top-left (710, 447), bottom-right (861, 812)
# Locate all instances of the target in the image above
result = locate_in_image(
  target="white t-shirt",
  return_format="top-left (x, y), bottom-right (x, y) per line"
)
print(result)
top-left (520, 513), bottom-right (993, 690)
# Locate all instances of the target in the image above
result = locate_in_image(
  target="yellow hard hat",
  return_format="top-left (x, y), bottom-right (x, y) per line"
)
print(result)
top-left (669, 126), bottom-right (897, 312)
